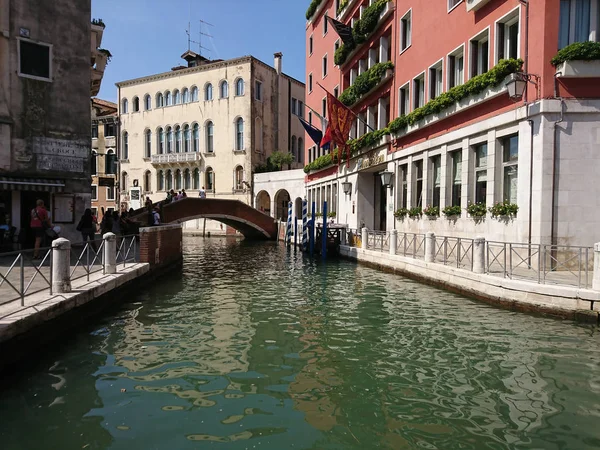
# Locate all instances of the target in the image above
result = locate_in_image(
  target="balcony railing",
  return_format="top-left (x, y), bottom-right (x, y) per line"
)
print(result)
top-left (151, 153), bottom-right (202, 164)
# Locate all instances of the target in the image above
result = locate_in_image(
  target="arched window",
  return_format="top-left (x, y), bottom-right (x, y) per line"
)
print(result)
top-left (220, 80), bottom-right (229, 99)
top-left (122, 171), bottom-right (129, 191)
top-left (291, 135), bottom-right (296, 158)
top-left (206, 121), bottom-right (214, 153)
top-left (235, 166), bottom-right (244, 190)
top-left (182, 88), bottom-right (189, 103)
top-left (165, 91), bottom-right (171, 106)
top-left (156, 92), bottom-right (164, 107)
top-left (175, 125), bottom-right (181, 153)
top-left (132, 97), bottom-right (139, 112)
top-left (166, 169), bottom-right (173, 191)
top-left (193, 168), bottom-right (200, 190)
top-left (106, 150), bottom-right (116, 174)
top-left (192, 123), bottom-right (199, 152)
top-left (205, 83), bottom-right (213, 101)
top-left (191, 86), bottom-right (198, 101)
top-left (175, 169), bottom-right (182, 190)
top-left (235, 78), bottom-right (244, 96)
top-left (205, 167), bottom-right (214, 191)
top-left (184, 169), bottom-right (191, 190)
top-left (173, 89), bottom-right (180, 105)
top-left (144, 170), bottom-right (151, 193)
top-left (184, 125), bottom-right (191, 152)
top-left (144, 94), bottom-right (152, 111)
top-left (157, 127), bottom-right (164, 154)
top-left (255, 117), bottom-right (263, 153)
top-left (166, 126), bottom-right (173, 153)
top-left (145, 129), bottom-right (152, 157)
top-left (158, 170), bottom-right (164, 191)
top-left (91, 150), bottom-right (97, 175)
top-left (121, 98), bottom-right (128, 113)
top-left (122, 132), bottom-right (129, 159)
top-left (235, 118), bottom-right (244, 151)
top-left (297, 137), bottom-right (303, 163)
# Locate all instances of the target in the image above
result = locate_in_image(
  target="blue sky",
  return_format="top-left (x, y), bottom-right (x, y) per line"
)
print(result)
top-left (92, 0), bottom-right (307, 102)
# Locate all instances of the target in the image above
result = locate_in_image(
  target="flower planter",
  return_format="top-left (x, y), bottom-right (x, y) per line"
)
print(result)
top-left (555, 60), bottom-right (600, 78)
top-left (466, 0), bottom-right (492, 12)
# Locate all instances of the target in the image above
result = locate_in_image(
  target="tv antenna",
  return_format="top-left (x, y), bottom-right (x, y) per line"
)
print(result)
top-left (186, 19), bottom-right (213, 58)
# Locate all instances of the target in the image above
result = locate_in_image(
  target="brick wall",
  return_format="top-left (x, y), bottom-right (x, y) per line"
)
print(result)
top-left (139, 224), bottom-right (183, 269)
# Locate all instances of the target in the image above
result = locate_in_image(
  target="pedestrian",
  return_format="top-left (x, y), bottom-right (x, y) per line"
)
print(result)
top-left (100, 208), bottom-right (113, 234)
top-left (30, 199), bottom-right (51, 259)
top-left (145, 197), bottom-right (153, 209)
top-left (199, 186), bottom-right (206, 199)
top-left (112, 211), bottom-right (121, 236)
top-left (77, 208), bottom-right (98, 252)
top-left (181, 189), bottom-right (187, 198)
top-left (152, 207), bottom-right (161, 226)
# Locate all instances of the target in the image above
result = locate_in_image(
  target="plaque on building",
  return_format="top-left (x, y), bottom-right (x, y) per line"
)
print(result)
top-left (32, 137), bottom-right (88, 173)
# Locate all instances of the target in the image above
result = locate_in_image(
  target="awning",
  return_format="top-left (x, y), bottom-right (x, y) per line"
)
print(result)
top-left (0, 176), bottom-right (65, 192)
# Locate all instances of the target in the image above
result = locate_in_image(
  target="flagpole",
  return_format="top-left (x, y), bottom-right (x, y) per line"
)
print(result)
top-left (315, 82), bottom-right (376, 133)
top-left (303, 103), bottom-right (327, 125)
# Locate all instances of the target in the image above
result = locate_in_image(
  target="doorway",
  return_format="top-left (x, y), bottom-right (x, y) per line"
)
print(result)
top-left (20, 191), bottom-right (50, 249)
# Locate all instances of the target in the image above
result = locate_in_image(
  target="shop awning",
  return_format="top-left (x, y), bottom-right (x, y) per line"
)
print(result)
top-left (0, 176), bottom-right (65, 192)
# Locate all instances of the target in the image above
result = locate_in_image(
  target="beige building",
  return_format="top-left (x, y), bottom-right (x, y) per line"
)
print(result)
top-left (116, 51), bottom-right (305, 230)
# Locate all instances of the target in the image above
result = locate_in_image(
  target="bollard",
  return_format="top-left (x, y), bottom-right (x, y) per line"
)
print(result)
top-left (593, 242), bottom-right (600, 290)
top-left (361, 227), bottom-right (368, 249)
top-left (52, 238), bottom-right (71, 293)
top-left (389, 230), bottom-right (397, 255)
top-left (473, 236), bottom-right (486, 274)
top-left (103, 232), bottom-right (117, 274)
top-left (425, 232), bottom-right (436, 263)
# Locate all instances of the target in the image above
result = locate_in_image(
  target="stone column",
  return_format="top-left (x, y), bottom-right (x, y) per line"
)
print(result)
top-left (593, 242), bottom-right (600, 290)
top-left (389, 230), bottom-right (397, 255)
top-left (361, 227), bottom-right (368, 249)
top-left (52, 238), bottom-right (71, 294)
top-left (425, 232), bottom-right (435, 263)
top-left (103, 232), bottom-right (117, 274)
top-left (473, 236), bottom-right (486, 274)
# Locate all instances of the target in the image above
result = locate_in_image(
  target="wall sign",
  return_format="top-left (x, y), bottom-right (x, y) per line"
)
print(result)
top-left (52, 194), bottom-right (75, 224)
top-left (358, 151), bottom-right (385, 171)
top-left (32, 138), bottom-right (88, 173)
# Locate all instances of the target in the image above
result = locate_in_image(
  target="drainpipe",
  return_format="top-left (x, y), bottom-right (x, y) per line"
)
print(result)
top-left (550, 94), bottom-right (565, 251)
top-left (117, 85), bottom-right (121, 212)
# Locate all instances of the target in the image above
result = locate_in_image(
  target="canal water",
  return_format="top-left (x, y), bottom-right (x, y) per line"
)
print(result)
top-left (2, 237), bottom-right (600, 449)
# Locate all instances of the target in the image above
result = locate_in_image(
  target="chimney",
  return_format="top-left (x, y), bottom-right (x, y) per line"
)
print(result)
top-left (274, 52), bottom-right (283, 75)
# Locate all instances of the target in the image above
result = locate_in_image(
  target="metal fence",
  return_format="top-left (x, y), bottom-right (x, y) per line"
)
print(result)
top-left (367, 230), bottom-right (389, 252)
top-left (434, 236), bottom-right (475, 271)
top-left (396, 233), bottom-right (426, 259)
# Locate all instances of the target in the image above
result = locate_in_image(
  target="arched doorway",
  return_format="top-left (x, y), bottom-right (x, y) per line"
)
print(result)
top-left (256, 190), bottom-right (271, 215)
top-left (295, 197), bottom-right (303, 219)
top-left (274, 189), bottom-right (291, 222)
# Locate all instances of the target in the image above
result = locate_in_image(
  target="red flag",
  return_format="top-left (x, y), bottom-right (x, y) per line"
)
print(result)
top-left (325, 89), bottom-right (356, 166)
top-left (320, 124), bottom-right (332, 149)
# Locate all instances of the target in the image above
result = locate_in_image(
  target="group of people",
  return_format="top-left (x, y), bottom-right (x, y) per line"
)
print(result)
top-left (165, 189), bottom-right (187, 203)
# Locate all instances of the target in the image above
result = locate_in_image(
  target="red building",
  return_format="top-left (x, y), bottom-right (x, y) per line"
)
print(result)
top-left (304, 0), bottom-right (600, 247)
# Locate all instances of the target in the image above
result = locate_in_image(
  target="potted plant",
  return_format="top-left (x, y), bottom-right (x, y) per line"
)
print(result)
top-left (408, 207), bottom-right (422, 219)
top-left (488, 201), bottom-right (518, 219)
top-left (394, 208), bottom-right (409, 220)
top-left (551, 41), bottom-right (600, 77)
top-left (442, 205), bottom-right (462, 218)
top-left (327, 211), bottom-right (337, 219)
top-left (466, 202), bottom-right (486, 220)
top-left (92, 18), bottom-right (106, 28)
top-left (423, 205), bottom-right (439, 219)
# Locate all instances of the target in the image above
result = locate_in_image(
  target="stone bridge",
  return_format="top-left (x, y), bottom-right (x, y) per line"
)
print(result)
top-left (133, 198), bottom-right (278, 240)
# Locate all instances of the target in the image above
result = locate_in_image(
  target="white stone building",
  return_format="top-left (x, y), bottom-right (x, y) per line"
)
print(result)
top-left (253, 169), bottom-right (306, 222)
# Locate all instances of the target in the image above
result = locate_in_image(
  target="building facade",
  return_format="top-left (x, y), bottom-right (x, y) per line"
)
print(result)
top-left (91, 98), bottom-right (118, 222)
top-left (116, 52), bottom-right (305, 232)
top-left (0, 0), bottom-right (106, 244)
top-left (305, 0), bottom-right (600, 247)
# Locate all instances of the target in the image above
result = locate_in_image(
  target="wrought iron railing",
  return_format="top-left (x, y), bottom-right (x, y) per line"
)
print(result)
top-left (397, 233), bottom-right (426, 259)
top-left (434, 236), bottom-right (474, 271)
top-left (0, 246), bottom-right (53, 306)
top-left (367, 231), bottom-right (389, 252)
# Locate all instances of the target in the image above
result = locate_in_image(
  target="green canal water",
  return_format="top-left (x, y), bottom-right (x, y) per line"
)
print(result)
top-left (2, 237), bottom-right (600, 449)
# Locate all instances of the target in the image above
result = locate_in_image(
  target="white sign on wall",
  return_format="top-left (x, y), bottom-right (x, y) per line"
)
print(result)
top-left (32, 137), bottom-right (88, 173)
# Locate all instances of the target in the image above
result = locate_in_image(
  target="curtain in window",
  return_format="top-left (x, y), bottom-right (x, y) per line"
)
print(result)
top-left (575, 0), bottom-right (591, 42)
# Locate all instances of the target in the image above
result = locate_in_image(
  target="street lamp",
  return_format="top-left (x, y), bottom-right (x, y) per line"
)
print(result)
top-left (380, 171), bottom-right (393, 191)
top-left (342, 181), bottom-right (352, 196)
top-left (506, 72), bottom-right (540, 101)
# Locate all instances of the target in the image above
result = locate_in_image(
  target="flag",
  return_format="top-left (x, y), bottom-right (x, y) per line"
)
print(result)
top-left (326, 16), bottom-right (354, 47)
top-left (298, 117), bottom-right (323, 148)
top-left (325, 89), bottom-right (356, 165)
top-left (320, 124), bottom-right (332, 150)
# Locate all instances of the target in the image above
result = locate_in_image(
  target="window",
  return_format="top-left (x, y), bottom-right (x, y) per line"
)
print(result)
top-left (430, 156), bottom-right (442, 208)
top-left (497, 10), bottom-right (520, 62)
top-left (470, 30), bottom-right (489, 78)
top-left (122, 132), bottom-right (129, 159)
top-left (193, 169), bottom-right (200, 190)
top-left (234, 118), bottom-right (244, 151)
top-left (235, 78), bottom-right (244, 96)
top-left (308, 73), bottom-right (313, 92)
top-left (144, 171), bottom-right (151, 193)
top-left (175, 169), bottom-right (182, 190)
top-left (220, 81), bottom-right (229, 99)
top-left (158, 170), bottom-right (164, 191)
top-left (182, 88), bottom-right (189, 103)
top-left (298, 101), bottom-right (304, 119)
top-left (191, 86), bottom-right (199, 101)
top-left (322, 54), bottom-right (328, 77)
top-left (205, 84), bottom-right (213, 101)
top-left (184, 125), bottom-right (191, 152)
top-left (166, 170), bottom-right (173, 191)
top-left (206, 167), bottom-right (214, 191)
top-left (156, 92), bottom-right (164, 107)
top-left (309, 111), bottom-right (313, 125)
top-left (173, 89), bottom-right (180, 105)
top-left (121, 172), bottom-right (129, 192)
top-left (322, 97), bottom-right (327, 117)
top-left (474, 142), bottom-right (488, 204)
top-left (324, 10), bottom-right (329, 35)
top-left (206, 121), bottom-right (214, 153)
top-left (292, 98), bottom-right (298, 115)
top-left (184, 169), bottom-right (191, 190)
top-left (165, 91), bottom-right (171, 106)
top-left (333, 86), bottom-right (339, 98)
top-left (106, 150), bottom-right (116, 174)
top-left (166, 127), bottom-right (173, 153)
top-left (18, 39), bottom-right (51, 80)
top-left (121, 98), bottom-right (128, 113)
top-left (413, 73), bottom-right (425, 109)
top-left (450, 151), bottom-right (462, 207)
top-left (398, 164), bottom-right (408, 208)
top-left (429, 61), bottom-right (443, 100)
top-left (92, 124), bottom-right (98, 139)
top-left (144, 94), bottom-right (152, 110)
top-left (414, 160), bottom-right (423, 207)
top-left (91, 185), bottom-right (98, 201)
top-left (235, 166), bottom-right (244, 190)
top-left (193, 124), bottom-right (199, 152)
top-left (334, 39), bottom-right (340, 54)
top-left (448, 0), bottom-right (462, 10)
top-left (502, 135), bottom-right (518, 203)
top-left (400, 10), bottom-right (412, 52)
top-left (175, 126), bottom-right (181, 153)
top-left (91, 151), bottom-right (97, 175)
top-left (291, 136), bottom-right (297, 158)
top-left (144, 129), bottom-right (151, 158)
top-left (104, 123), bottom-right (115, 137)
top-left (297, 138), bottom-right (303, 163)
top-left (309, 35), bottom-right (314, 55)
top-left (399, 83), bottom-right (409, 115)
top-left (158, 127), bottom-right (164, 154)
top-left (559, 0), bottom-right (599, 48)
top-left (106, 186), bottom-right (115, 201)
top-left (448, 46), bottom-right (464, 89)
top-left (255, 81), bottom-right (262, 100)
top-left (132, 97), bottom-right (139, 112)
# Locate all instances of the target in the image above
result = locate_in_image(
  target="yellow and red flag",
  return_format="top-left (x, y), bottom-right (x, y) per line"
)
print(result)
top-left (325, 89), bottom-right (356, 166)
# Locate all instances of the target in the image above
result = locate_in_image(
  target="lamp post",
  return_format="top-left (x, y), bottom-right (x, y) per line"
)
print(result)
top-left (342, 181), bottom-right (352, 196)
top-left (380, 171), bottom-right (393, 191)
top-left (506, 72), bottom-right (540, 102)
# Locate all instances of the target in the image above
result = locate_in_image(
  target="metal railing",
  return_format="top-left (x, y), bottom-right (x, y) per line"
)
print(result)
top-left (0, 246), bottom-right (53, 306)
top-left (434, 236), bottom-right (474, 271)
top-left (116, 235), bottom-right (138, 267)
top-left (70, 240), bottom-right (105, 282)
top-left (397, 233), bottom-right (426, 259)
top-left (367, 231), bottom-right (389, 252)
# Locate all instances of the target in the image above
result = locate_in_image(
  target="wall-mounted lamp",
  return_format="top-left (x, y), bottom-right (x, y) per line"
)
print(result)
top-left (380, 171), bottom-right (393, 191)
top-left (342, 181), bottom-right (352, 196)
top-left (506, 72), bottom-right (540, 101)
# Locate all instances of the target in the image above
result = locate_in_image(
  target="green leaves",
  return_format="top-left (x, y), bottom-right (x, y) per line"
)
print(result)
top-left (551, 41), bottom-right (600, 66)
top-left (393, 208), bottom-right (409, 219)
top-left (466, 202), bottom-right (487, 218)
top-left (306, 0), bottom-right (323, 20)
top-left (408, 207), bottom-right (422, 218)
top-left (488, 201), bottom-right (518, 218)
top-left (442, 205), bottom-right (462, 217)
top-left (423, 206), bottom-right (439, 217)
top-left (339, 61), bottom-right (394, 106)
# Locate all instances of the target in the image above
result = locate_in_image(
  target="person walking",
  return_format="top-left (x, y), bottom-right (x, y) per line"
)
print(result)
top-left (181, 189), bottom-right (187, 198)
top-left (77, 208), bottom-right (98, 252)
top-left (199, 186), bottom-right (206, 199)
top-left (30, 199), bottom-right (51, 259)
top-left (152, 207), bottom-right (161, 226)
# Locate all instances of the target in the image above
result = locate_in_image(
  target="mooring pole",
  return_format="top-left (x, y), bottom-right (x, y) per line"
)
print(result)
top-left (286, 202), bottom-right (293, 247)
top-left (294, 216), bottom-right (298, 249)
top-left (302, 198), bottom-right (308, 252)
top-left (309, 202), bottom-right (315, 257)
top-left (322, 201), bottom-right (328, 260)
